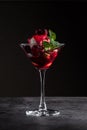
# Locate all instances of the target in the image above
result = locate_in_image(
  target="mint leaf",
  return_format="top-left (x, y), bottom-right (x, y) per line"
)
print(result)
top-left (43, 29), bottom-right (64, 51)
top-left (49, 29), bottom-right (56, 40)
top-left (43, 41), bottom-right (52, 51)
top-left (43, 41), bottom-right (64, 51)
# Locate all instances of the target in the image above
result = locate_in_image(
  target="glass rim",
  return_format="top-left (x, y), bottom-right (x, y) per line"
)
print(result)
top-left (19, 42), bottom-right (65, 52)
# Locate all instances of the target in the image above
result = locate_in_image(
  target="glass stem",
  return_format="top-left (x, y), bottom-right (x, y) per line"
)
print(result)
top-left (39, 69), bottom-right (47, 111)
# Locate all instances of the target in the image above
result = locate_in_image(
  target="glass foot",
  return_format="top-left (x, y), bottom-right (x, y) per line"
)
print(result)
top-left (26, 109), bottom-right (60, 117)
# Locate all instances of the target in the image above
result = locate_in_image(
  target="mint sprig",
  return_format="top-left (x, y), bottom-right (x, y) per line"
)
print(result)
top-left (43, 29), bottom-right (64, 51)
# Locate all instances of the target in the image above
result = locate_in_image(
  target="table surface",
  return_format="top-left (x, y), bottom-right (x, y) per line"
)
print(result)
top-left (0, 97), bottom-right (87, 130)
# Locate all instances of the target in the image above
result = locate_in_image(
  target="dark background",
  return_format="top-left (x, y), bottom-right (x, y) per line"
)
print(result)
top-left (0, 0), bottom-right (87, 96)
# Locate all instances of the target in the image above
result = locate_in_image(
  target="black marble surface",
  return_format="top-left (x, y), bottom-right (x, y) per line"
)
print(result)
top-left (0, 97), bottom-right (87, 130)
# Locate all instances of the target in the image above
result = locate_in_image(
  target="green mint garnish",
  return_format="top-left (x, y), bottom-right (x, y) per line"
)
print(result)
top-left (43, 41), bottom-right (52, 51)
top-left (43, 29), bottom-right (64, 51)
top-left (49, 29), bottom-right (56, 40)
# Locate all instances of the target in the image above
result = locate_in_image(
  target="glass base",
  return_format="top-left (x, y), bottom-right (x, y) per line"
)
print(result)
top-left (26, 109), bottom-right (60, 117)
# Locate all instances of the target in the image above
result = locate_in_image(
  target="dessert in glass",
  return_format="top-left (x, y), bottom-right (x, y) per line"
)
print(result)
top-left (20, 29), bottom-right (64, 116)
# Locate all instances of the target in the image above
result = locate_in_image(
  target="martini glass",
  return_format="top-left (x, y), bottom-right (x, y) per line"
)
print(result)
top-left (19, 29), bottom-right (65, 117)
